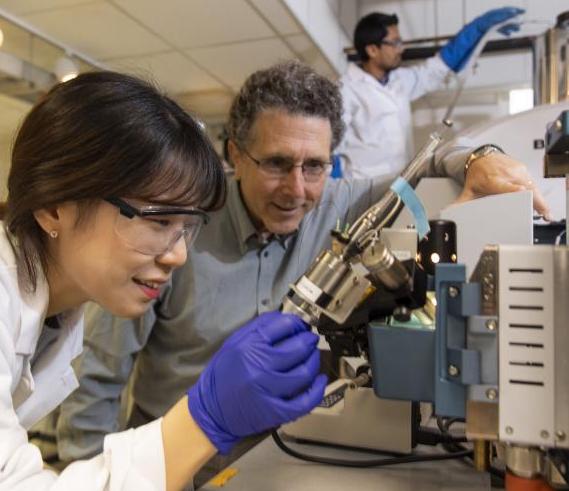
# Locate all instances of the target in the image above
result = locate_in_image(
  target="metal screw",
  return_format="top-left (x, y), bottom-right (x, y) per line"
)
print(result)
top-left (353, 277), bottom-right (360, 286)
top-left (540, 430), bottom-right (550, 439)
top-left (448, 364), bottom-right (459, 377)
top-left (449, 286), bottom-right (459, 298)
top-left (335, 299), bottom-right (342, 308)
top-left (505, 426), bottom-right (513, 435)
top-left (486, 388), bottom-right (498, 400)
top-left (555, 430), bottom-right (566, 441)
top-left (486, 319), bottom-right (497, 331)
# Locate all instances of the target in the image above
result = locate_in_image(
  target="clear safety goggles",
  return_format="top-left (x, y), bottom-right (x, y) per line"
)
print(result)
top-left (105, 197), bottom-right (209, 256)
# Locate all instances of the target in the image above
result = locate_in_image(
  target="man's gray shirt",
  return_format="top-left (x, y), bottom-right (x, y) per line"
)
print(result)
top-left (56, 146), bottom-right (469, 460)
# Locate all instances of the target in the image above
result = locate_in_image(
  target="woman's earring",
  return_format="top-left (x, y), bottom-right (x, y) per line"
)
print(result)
top-left (49, 230), bottom-right (58, 239)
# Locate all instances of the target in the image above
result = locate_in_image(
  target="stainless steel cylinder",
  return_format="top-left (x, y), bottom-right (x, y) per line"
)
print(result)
top-left (360, 242), bottom-right (410, 290)
top-left (303, 250), bottom-right (350, 297)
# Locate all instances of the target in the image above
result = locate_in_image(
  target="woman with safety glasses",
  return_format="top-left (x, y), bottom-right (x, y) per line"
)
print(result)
top-left (0, 72), bottom-right (325, 490)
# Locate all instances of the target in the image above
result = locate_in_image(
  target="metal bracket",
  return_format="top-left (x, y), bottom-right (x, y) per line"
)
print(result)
top-left (435, 263), bottom-right (482, 418)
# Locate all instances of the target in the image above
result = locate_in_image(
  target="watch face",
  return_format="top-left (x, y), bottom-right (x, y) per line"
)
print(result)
top-left (479, 147), bottom-right (496, 157)
top-left (465, 145), bottom-right (502, 176)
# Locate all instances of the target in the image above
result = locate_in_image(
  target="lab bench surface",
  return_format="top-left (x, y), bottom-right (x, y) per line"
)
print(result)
top-left (201, 436), bottom-right (491, 491)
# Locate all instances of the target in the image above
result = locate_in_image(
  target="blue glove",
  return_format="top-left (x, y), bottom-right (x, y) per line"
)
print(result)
top-left (187, 311), bottom-right (327, 454)
top-left (440, 7), bottom-right (525, 72)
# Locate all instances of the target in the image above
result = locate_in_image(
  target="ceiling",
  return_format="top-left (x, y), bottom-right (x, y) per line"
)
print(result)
top-left (0, 0), bottom-right (336, 122)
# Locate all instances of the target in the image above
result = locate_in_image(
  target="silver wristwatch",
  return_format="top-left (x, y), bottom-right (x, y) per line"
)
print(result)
top-left (464, 144), bottom-right (504, 176)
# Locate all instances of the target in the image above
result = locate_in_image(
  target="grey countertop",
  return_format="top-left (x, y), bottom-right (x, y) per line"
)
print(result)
top-left (201, 436), bottom-right (491, 491)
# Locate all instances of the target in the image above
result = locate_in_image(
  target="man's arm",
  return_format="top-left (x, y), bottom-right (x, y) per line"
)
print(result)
top-left (56, 301), bottom-right (158, 461)
top-left (430, 141), bottom-right (551, 219)
top-left (391, 55), bottom-right (450, 102)
top-left (395, 7), bottom-right (524, 102)
top-left (339, 140), bottom-right (551, 222)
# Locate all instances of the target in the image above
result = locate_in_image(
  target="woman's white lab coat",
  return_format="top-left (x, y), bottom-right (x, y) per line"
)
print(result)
top-left (337, 56), bottom-right (450, 179)
top-left (0, 226), bottom-right (166, 490)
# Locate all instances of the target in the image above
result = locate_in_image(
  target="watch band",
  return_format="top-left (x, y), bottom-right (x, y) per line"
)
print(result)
top-left (464, 144), bottom-right (505, 177)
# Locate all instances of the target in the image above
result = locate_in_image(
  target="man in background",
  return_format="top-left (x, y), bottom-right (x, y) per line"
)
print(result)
top-left (337, 7), bottom-right (524, 179)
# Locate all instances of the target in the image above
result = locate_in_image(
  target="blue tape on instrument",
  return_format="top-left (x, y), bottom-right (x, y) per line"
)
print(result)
top-left (390, 177), bottom-right (430, 239)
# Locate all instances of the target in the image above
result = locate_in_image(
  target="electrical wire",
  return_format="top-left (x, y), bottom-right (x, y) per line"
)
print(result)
top-left (353, 195), bottom-right (402, 253)
top-left (271, 430), bottom-right (472, 469)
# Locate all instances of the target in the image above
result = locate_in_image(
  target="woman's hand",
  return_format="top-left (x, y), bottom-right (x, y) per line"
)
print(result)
top-left (187, 311), bottom-right (327, 454)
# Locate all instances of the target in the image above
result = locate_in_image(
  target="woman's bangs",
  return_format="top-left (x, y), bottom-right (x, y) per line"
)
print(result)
top-left (134, 149), bottom-right (226, 211)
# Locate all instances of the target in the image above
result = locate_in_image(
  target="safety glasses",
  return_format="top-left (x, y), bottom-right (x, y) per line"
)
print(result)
top-left (105, 197), bottom-right (209, 256)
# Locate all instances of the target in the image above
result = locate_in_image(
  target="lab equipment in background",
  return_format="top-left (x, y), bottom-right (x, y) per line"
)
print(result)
top-left (417, 220), bottom-right (457, 276)
top-left (533, 11), bottom-right (569, 106)
top-left (372, 112), bottom-right (568, 490)
top-left (282, 228), bottom-right (419, 454)
top-left (544, 109), bottom-right (569, 178)
top-left (277, 112), bottom-right (569, 490)
top-left (282, 129), bottom-right (443, 328)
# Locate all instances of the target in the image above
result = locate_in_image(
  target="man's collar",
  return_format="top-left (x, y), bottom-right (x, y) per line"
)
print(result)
top-left (377, 73), bottom-right (390, 85)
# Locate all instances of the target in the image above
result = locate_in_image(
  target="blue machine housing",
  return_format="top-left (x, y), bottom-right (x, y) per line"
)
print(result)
top-left (368, 263), bottom-right (483, 418)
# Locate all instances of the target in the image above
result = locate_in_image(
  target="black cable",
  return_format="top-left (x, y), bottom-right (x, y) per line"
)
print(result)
top-left (271, 430), bottom-right (473, 469)
top-left (437, 416), bottom-right (463, 435)
top-left (415, 426), bottom-right (467, 446)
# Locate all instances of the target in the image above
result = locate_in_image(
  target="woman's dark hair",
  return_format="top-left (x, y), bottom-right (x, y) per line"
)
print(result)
top-left (2, 71), bottom-right (226, 290)
top-left (354, 12), bottom-right (399, 61)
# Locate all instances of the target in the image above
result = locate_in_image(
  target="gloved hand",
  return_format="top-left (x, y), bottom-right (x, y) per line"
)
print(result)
top-left (440, 7), bottom-right (525, 72)
top-left (187, 311), bottom-right (327, 454)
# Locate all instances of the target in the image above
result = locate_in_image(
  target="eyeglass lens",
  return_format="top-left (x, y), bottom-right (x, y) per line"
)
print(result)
top-left (114, 213), bottom-right (204, 255)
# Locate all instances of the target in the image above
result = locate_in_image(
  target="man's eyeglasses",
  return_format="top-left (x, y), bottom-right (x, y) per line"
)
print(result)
top-left (240, 147), bottom-right (331, 183)
top-left (105, 197), bottom-right (209, 256)
top-left (379, 39), bottom-right (403, 48)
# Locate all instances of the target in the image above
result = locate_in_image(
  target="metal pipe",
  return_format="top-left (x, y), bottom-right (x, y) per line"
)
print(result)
top-left (343, 131), bottom-right (442, 259)
top-left (473, 440), bottom-right (490, 472)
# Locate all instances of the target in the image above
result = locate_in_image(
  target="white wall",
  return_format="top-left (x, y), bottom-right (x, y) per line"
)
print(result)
top-left (357, 0), bottom-right (568, 41)
top-left (282, 0), bottom-right (355, 75)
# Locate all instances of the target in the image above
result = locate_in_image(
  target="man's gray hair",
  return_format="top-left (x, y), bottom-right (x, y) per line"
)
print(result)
top-left (228, 60), bottom-right (345, 151)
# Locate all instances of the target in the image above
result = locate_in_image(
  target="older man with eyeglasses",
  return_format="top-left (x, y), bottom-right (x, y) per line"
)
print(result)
top-left (338, 7), bottom-right (525, 180)
top-left (55, 60), bottom-right (548, 489)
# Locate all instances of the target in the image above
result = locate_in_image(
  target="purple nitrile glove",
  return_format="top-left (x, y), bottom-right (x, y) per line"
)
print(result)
top-left (440, 6), bottom-right (525, 72)
top-left (187, 311), bottom-right (327, 454)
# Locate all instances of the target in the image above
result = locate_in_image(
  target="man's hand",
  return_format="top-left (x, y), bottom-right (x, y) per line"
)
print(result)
top-left (455, 152), bottom-right (552, 220)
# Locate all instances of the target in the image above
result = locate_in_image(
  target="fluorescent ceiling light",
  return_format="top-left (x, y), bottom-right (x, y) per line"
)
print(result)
top-left (54, 56), bottom-right (79, 83)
